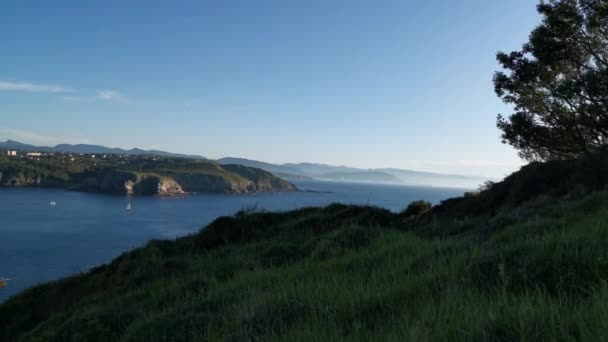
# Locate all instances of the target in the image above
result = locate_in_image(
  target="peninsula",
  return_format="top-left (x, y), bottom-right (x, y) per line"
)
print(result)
top-left (0, 153), bottom-right (296, 196)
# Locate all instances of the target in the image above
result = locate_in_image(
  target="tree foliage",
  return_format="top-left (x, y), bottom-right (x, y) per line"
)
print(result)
top-left (495, 0), bottom-right (608, 161)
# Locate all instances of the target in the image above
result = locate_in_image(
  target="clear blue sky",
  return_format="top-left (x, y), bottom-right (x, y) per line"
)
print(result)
top-left (1, 0), bottom-right (540, 178)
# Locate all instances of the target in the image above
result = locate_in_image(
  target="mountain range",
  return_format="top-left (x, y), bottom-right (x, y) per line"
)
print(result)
top-left (0, 140), bottom-right (206, 159)
top-left (1, 140), bottom-right (490, 188)
top-left (217, 158), bottom-right (490, 189)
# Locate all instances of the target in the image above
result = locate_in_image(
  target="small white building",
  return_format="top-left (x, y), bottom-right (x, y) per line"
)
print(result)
top-left (6, 150), bottom-right (17, 156)
top-left (26, 152), bottom-right (42, 157)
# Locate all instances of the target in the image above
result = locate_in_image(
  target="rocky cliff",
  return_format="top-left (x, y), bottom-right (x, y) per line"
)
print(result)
top-left (0, 157), bottom-right (297, 196)
top-left (0, 166), bottom-right (67, 188)
top-left (221, 164), bottom-right (297, 192)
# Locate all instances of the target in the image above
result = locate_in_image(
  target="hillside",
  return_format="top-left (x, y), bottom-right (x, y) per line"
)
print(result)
top-left (0, 156), bottom-right (296, 195)
top-left (2, 153), bottom-right (608, 340)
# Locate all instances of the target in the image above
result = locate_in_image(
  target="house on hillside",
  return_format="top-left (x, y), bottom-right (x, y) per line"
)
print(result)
top-left (5, 149), bottom-right (17, 156)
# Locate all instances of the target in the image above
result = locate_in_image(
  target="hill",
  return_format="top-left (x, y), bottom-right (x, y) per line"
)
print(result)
top-left (0, 155), bottom-right (296, 195)
top-left (0, 140), bottom-right (206, 159)
top-left (219, 159), bottom-right (488, 188)
top-left (314, 170), bottom-right (402, 183)
top-left (2, 152), bottom-right (608, 340)
top-left (217, 157), bottom-right (302, 176)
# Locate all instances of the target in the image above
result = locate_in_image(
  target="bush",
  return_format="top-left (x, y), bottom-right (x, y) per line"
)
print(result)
top-left (478, 180), bottom-right (495, 192)
top-left (400, 200), bottom-right (432, 218)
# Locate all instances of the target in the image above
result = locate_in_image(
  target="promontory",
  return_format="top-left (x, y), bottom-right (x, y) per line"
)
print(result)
top-left (0, 153), bottom-right (296, 196)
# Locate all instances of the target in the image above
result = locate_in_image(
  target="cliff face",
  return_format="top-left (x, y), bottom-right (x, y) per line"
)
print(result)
top-left (0, 167), bottom-right (67, 188)
top-left (133, 175), bottom-right (186, 196)
top-left (221, 164), bottom-right (298, 192)
top-left (99, 171), bottom-right (137, 195)
top-left (80, 170), bottom-right (294, 196)
top-left (67, 171), bottom-right (188, 196)
top-left (171, 173), bottom-right (237, 193)
top-left (165, 169), bottom-right (296, 194)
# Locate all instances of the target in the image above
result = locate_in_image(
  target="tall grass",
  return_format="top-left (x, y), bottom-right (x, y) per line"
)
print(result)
top-left (3, 193), bottom-right (608, 340)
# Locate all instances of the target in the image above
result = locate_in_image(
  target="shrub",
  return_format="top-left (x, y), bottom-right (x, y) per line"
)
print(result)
top-left (400, 200), bottom-right (432, 218)
top-left (478, 180), bottom-right (495, 192)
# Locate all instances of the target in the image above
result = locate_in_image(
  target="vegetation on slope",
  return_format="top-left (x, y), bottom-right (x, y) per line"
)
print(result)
top-left (3, 152), bottom-right (608, 340)
top-left (0, 155), bottom-right (88, 185)
top-left (0, 155), bottom-right (296, 194)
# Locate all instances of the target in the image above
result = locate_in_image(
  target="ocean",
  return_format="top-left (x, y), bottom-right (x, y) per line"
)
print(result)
top-left (0, 180), bottom-right (467, 302)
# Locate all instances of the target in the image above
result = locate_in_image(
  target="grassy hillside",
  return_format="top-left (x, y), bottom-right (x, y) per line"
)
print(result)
top-left (3, 153), bottom-right (608, 340)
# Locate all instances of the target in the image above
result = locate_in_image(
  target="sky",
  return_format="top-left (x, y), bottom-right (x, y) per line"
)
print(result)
top-left (0, 0), bottom-right (541, 178)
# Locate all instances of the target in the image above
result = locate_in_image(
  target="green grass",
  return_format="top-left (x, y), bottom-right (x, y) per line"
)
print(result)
top-left (3, 190), bottom-right (608, 340)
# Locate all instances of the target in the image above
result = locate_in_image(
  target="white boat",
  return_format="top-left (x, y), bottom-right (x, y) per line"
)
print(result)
top-left (49, 201), bottom-right (56, 206)
top-left (0, 277), bottom-right (10, 288)
top-left (126, 202), bottom-right (131, 212)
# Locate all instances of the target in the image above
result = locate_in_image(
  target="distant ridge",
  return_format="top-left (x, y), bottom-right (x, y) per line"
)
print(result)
top-left (217, 157), bottom-right (302, 175)
top-left (0, 140), bottom-right (490, 188)
top-left (0, 140), bottom-right (206, 159)
top-left (219, 158), bottom-right (491, 189)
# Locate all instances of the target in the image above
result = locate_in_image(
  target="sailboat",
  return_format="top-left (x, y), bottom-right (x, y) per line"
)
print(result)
top-left (126, 202), bottom-right (132, 212)
top-left (0, 277), bottom-right (10, 288)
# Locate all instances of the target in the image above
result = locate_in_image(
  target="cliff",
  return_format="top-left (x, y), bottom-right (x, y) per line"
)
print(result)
top-left (221, 164), bottom-right (297, 192)
top-left (0, 165), bottom-right (69, 188)
top-left (0, 156), bottom-right (296, 195)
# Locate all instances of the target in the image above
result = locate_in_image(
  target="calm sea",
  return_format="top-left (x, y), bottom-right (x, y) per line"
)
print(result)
top-left (0, 180), bottom-right (466, 302)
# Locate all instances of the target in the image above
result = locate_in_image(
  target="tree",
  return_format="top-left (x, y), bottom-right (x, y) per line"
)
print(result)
top-left (494, 0), bottom-right (608, 161)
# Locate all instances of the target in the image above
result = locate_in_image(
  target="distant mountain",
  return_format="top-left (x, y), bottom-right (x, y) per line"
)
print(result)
top-left (0, 140), bottom-right (57, 152)
top-left (0, 140), bottom-right (206, 159)
top-left (273, 172), bottom-right (313, 181)
top-left (283, 162), bottom-right (359, 176)
top-left (316, 171), bottom-right (402, 184)
top-left (219, 160), bottom-right (490, 189)
top-left (376, 168), bottom-right (488, 188)
top-left (217, 158), bottom-right (303, 175)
